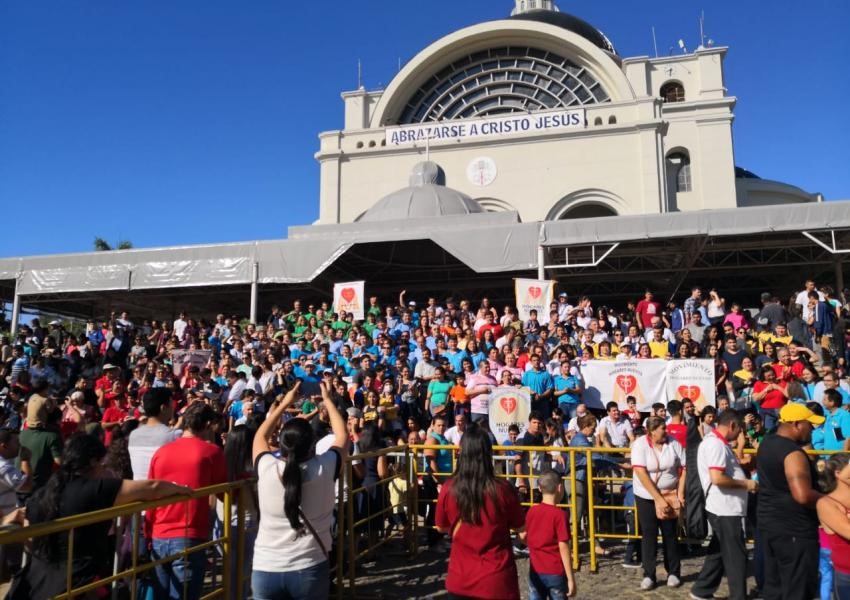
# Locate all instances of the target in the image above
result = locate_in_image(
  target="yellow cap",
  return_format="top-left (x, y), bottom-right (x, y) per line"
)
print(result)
top-left (779, 403), bottom-right (825, 426)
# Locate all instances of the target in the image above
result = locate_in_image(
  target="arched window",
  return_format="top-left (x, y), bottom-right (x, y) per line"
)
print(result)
top-left (666, 152), bottom-right (692, 192)
top-left (594, 116), bottom-right (603, 126)
top-left (660, 81), bottom-right (685, 103)
top-left (608, 115), bottom-right (617, 124)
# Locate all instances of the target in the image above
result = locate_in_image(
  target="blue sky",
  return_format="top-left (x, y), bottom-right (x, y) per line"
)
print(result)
top-left (1, 0), bottom-right (848, 258)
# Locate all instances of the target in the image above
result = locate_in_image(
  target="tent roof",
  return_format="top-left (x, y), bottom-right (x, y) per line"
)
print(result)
top-left (1, 200), bottom-right (848, 296)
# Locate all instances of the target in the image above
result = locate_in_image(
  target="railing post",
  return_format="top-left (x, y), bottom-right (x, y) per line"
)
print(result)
top-left (586, 449), bottom-right (597, 573)
top-left (66, 527), bottom-right (75, 597)
top-left (411, 445), bottom-right (420, 558)
top-left (346, 458), bottom-right (357, 597)
top-left (221, 488), bottom-right (232, 600)
top-left (235, 484), bottom-right (246, 599)
top-left (569, 449), bottom-right (579, 570)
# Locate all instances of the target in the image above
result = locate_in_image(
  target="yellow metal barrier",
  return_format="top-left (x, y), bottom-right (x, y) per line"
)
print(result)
top-left (337, 445), bottom-right (414, 600)
top-left (0, 479), bottom-right (254, 600)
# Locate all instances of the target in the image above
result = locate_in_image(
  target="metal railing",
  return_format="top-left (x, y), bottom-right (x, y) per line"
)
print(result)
top-left (2, 443), bottom-right (833, 599)
top-left (0, 480), bottom-right (254, 599)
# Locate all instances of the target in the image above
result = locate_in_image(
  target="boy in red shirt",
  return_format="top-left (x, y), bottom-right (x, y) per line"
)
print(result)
top-left (521, 469), bottom-right (577, 599)
top-left (449, 373), bottom-right (469, 417)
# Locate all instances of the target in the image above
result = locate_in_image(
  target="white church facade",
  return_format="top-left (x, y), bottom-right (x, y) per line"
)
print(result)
top-left (315, 0), bottom-right (819, 225)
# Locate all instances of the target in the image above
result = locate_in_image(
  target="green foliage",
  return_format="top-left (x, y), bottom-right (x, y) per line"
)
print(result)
top-left (94, 237), bottom-right (133, 251)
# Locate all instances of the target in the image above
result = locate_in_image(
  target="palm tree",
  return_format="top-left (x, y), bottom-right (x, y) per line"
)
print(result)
top-left (94, 237), bottom-right (133, 251)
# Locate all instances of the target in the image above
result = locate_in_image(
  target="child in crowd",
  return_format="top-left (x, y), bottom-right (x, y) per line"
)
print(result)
top-left (449, 373), bottom-right (469, 417)
top-left (622, 395), bottom-right (642, 430)
top-left (521, 469), bottom-right (577, 599)
top-left (387, 461), bottom-right (408, 536)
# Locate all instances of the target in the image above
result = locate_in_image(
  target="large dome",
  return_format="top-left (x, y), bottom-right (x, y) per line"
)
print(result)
top-left (358, 162), bottom-right (485, 222)
top-left (508, 10), bottom-right (616, 54)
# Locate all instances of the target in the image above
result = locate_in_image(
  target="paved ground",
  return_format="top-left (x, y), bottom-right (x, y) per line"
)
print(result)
top-left (350, 536), bottom-right (749, 599)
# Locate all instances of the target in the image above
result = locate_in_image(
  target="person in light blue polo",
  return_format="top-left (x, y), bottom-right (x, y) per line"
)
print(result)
top-left (821, 388), bottom-right (850, 451)
top-left (553, 361), bottom-right (582, 419)
top-left (522, 354), bottom-right (555, 416)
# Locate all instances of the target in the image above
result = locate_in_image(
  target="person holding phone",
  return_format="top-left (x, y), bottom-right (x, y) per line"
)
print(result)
top-left (822, 389), bottom-right (850, 452)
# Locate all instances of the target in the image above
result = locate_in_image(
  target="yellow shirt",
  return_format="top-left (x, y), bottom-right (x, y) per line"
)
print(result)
top-left (649, 340), bottom-right (670, 358)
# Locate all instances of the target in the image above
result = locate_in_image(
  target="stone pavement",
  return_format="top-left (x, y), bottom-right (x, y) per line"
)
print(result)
top-left (351, 537), bottom-right (747, 599)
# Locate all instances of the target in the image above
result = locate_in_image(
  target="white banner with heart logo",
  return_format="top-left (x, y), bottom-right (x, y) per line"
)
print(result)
top-left (489, 386), bottom-right (532, 439)
top-left (579, 359), bottom-right (714, 412)
top-left (333, 281), bottom-right (365, 321)
top-left (515, 278), bottom-right (554, 321)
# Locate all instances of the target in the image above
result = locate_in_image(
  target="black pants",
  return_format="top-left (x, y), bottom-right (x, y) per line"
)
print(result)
top-left (691, 513), bottom-right (748, 600)
top-left (636, 496), bottom-right (680, 581)
top-left (761, 529), bottom-right (818, 600)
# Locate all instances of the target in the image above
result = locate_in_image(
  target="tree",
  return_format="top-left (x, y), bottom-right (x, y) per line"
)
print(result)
top-left (94, 237), bottom-right (133, 251)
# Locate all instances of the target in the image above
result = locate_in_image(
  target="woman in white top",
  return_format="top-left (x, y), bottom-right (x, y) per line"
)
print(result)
top-left (251, 379), bottom-right (348, 600)
top-left (630, 416), bottom-right (686, 591)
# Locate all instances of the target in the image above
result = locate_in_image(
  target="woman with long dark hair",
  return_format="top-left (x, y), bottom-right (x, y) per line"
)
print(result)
top-left (16, 433), bottom-right (190, 599)
top-left (435, 422), bottom-right (525, 600)
top-left (251, 379), bottom-right (348, 600)
top-left (217, 425), bottom-right (257, 598)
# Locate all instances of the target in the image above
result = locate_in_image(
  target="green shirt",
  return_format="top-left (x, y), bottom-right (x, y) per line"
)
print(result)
top-left (18, 428), bottom-right (63, 490)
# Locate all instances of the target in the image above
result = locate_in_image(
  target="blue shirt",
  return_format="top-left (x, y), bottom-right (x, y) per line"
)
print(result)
top-left (468, 351), bottom-right (486, 370)
top-left (443, 349), bottom-right (468, 373)
top-left (522, 368), bottom-right (554, 395)
top-left (823, 408), bottom-right (850, 451)
top-left (554, 375), bottom-right (581, 405)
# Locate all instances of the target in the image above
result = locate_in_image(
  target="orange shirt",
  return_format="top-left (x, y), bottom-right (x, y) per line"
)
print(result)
top-left (450, 384), bottom-right (468, 404)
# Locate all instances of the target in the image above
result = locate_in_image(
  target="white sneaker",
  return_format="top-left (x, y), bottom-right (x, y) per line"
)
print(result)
top-left (640, 577), bottom-right (654, 590)
top-left (667, 574), bottom-right (681, 588)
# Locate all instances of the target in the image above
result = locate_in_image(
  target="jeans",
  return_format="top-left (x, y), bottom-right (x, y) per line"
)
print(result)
top-left (151, 537), bottom-right (207, 600)
top-left (558, 403), bottom-right (578, 420)
top-left (529, 569), bottom-right (567, 600)
top-left (252, 560), bottom-right (329, 600)
top-left (835, 569), bottom-right (850, 600)
top-left (759, 408), bottom-right (779, 432)
top-left (690, 513), bottom-right (747, 600)
top-left (820, 547), bottom-right (834, 600)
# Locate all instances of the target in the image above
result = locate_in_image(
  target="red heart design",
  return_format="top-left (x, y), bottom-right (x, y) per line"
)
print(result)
top-left (500, 396), bottom-right (517, 414)
top-left (341, 287), bottom-right (355, 303)
top-left (616, 375), bottom-right (637, 395)
top-left (528, 286), bottom-right (542, 299)
top-left (677, 385), bottom-right (701, 400)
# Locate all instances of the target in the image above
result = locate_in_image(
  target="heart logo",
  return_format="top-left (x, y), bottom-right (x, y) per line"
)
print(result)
top-left (500, 396), bottom-right (517, 414)
top-left (528, 287), bottom-right (542, 299)
top-left (341, 287), bottom-right (355, 303)
top-left (677, 385), bottom-right (701, 400)
top-left (616, 375), bottom-right (637, 395)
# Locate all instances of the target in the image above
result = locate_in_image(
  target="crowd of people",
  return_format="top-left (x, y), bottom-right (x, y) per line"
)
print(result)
top-left (0, 279), bottom-right (849, 599)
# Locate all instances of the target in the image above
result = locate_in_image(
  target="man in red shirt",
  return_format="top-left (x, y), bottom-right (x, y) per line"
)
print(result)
top-left (477, 312), bottom-right (504, 341)
top-left (146, 402), bottom-right (226, 599)
top-left (635, 290), bottom-right (662, 330)
top-left (666, 400), bottom-right (688, 447)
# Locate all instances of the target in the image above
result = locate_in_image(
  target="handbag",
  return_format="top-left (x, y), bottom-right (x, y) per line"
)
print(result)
top-left (650, 444), bottom-right (682, 521)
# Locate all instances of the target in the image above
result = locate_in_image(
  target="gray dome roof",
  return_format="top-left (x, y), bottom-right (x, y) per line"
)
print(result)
top-left (358, 162), bottom-right (485, 222)
top-left (508, 10), bottom-right (617, 54)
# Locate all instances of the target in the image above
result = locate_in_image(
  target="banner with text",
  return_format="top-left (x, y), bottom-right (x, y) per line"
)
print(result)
top-left (489, 386), bottom-right (532, 439)
top-left (385, 109), bottom-right (586, 146)
top-left (665, 360), bottom-right (717, 413)
top-left (580, 359), bottom-right (715, 412)
top-left (171, 350), bottom-right (212, 378)
top-left (515, 278), bottom-right (554, 321)
top-left (333, 281), bottom-right (366, 321)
